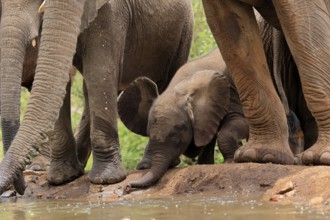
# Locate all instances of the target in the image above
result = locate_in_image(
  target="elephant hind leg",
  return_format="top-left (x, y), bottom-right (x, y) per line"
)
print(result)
top-left (75, 80), bottom-right (92, 167)
top-left (47, 83), bottom-right (84, 185)
top-left (274, 1), bottom-right (330, 165)
top-left (203, 0), bottom-right (293, 164)
top-left (287, 110), bottom-right (304, 155)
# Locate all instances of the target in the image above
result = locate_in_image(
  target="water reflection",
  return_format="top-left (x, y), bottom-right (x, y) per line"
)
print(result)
top-left (1, 194), bottom-right (329, 220)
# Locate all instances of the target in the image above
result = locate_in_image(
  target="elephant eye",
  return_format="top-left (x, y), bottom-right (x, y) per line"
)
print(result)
top-left (168, 132), bottom-right (180, 142)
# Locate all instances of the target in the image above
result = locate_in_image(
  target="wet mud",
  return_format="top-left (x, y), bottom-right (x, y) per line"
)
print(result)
top-left (11, 163), bottom-right (330, 209)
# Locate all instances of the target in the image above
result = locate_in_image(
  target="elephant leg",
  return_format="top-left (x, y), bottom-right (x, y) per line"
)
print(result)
top-left (286, 110), bottom-right (304, 155)
top-left (301, 117), bottom-right (318, 150)
top-left (202, 0), bottom-right (293, 164)
top-left (82, 6), bottom-right (127, 184)
top-left (47, 83), bottom-right (84, 185)
top-left (274, 1), bottom-right (330, 165)
top-left (217, 114), bottom-right (249, 162)
top-left (75, 80), bottom-right (91, 167)
top-left (197, 137), bottom-right (216, 164)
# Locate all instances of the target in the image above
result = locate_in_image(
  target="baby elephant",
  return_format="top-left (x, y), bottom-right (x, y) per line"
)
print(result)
top-left (118, 49), bottom-right (249, 189)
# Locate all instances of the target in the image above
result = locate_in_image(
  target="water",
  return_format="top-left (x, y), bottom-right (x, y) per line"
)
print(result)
top-left (1, 194), bottom-right (329, 220)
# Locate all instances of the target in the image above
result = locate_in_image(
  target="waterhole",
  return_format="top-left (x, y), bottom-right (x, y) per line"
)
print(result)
top-left (1, 194), bottom-right (329, 220)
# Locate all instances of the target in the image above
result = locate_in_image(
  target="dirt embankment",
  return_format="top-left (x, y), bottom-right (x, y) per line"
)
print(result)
top-left (10, 163), bottom-right (330, 208)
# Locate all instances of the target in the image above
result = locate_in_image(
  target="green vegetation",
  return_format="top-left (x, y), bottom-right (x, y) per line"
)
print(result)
top-left (0, 0), bottom-right (223, 171)
top-left (190, 0), bottom-right (217, 59)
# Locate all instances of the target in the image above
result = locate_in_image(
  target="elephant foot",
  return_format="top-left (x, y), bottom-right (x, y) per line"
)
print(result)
top-left (223, 158), bottom-right (234, 163)
top-left (47, 157), bottom-right (84, 185)
top-left (295, 141), bottom-right (330, 165)
top-left (26, 154), bottom-right (50, 171)
top-left (0, 172), bottom-right (26, 196)
top-left (88, 161), bottom-right (127, 184)
top-left (234, 139), bottom-right (294, 165)
top-left (136, 158), bottom-right (152, 170)
top-left (13, 172), bottom-right (27, 195)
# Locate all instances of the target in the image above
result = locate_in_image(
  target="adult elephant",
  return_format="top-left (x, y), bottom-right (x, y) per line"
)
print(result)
top-left (0, 0), bottom-right (193, 195)
top-left (0, 2), bottom-right (52, 171)
top-left (202, 0), bottom-right (330, 165)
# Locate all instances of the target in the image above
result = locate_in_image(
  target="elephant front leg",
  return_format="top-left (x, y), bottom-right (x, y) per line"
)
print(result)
top-left (197, 137), bottom-right (216, 164)
top-left (82, 13), bottom-right (127, 184)
top-left (47, 83), bottom-right (84, 185)
top-left (274, 1), bottom-right (330, 165)
top-left (202, 0), bottom-right (293, 164)
top-left (84, 70), bottom-right (127, 184)
top-left (217, 114), bottom-right (249, 162)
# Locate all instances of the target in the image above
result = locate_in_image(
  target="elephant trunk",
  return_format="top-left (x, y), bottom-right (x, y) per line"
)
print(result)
top-left (0, 15), bottom-right (29, 153)
top-left (129, 150), bottom-right (173, 189)
top-left (0, 0), bottom-right (85, 194)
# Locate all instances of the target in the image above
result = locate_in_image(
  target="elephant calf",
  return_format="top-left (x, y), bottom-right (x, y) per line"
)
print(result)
top-left (118, 49), bottom-right (249, 189)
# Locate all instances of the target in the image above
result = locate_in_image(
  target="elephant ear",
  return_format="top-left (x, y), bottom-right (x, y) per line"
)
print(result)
top-left (80, 0), bottom-right (109, 32)
top-left (175, 70), bottom-right (230, 147)
top-left (118, 77), bottom-right (159, 136)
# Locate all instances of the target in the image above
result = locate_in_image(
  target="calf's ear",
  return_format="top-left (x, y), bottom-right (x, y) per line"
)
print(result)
top-left (176, 70), bottom-right (230, 147)
top-left (118, 77), bottom-right (159, 136)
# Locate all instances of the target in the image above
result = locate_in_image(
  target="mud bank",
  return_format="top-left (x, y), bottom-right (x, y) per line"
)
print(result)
top-left (13, 163), bottom-right (330, 208)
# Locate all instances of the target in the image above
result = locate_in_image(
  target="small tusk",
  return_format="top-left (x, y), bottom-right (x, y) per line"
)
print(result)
top-left (32, 39), bottom-right (37, 47)
top-left (38, 0), bottom-right (46, 13)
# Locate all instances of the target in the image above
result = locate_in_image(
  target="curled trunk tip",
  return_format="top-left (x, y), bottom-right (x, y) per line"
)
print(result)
top-left (124, 167), bottom-right (168, 194)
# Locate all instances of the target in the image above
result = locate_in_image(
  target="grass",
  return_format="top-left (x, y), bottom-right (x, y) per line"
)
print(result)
top-left (0, 0), bottom-right (223, 171)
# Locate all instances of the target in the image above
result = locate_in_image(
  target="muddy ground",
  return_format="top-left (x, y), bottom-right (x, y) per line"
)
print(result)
top-left (7, 163), bottom-right (330, 209)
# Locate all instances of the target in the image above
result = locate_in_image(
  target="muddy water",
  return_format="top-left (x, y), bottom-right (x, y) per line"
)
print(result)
top-left (1, 194), bottom-right (329, 220)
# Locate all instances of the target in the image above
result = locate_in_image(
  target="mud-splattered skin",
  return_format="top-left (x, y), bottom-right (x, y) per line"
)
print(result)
top-left (0, 0), bottom-right (193, 195)
top-left (202, 0), bottom-right (330, 165)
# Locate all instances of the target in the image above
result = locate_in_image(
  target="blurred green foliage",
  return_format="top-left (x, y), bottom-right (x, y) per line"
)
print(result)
top-left (0, 0), bottom-right (223, 170)
top-left (190, 0), bottom-right (217, 59)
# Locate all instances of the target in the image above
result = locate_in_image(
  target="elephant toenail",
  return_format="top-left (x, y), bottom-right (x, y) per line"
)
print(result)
top-left (241, 149), bottom-right (257, 162)
top-left (293, 155), bottom-right (303, 165)
top-left (28, 165), bottom-right (42, 171)
top-left (302, 151), bottom-right (314, 165)
top-left (107, 177), bottom-right (117, 184)
top-left (233, 149), bottom-right (242, 162)
top-left (262, 154), bottom-right (276, 163)
top-left (93, 177), bottom-right (103, 184)
top-left (54, 178), bottom-right (63, 185)
top-left (319, 152), bottom-right (330, 165)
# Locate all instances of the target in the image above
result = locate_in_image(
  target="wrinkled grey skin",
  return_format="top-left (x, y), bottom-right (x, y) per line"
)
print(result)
top-left (118, 49), bottom-right (249, 188)
top-left (0, 2), bottom-right (49, 194)
top-left (259, 18), bottom-right (316, 154)
top-left (202, 0), bottom-right (330, 165)
top-left (0, 0), bottom-right (193, 195)
top-left (258, 18), bottom-right (306, 156)
top-left (0, 2), bottom-right (78, 173)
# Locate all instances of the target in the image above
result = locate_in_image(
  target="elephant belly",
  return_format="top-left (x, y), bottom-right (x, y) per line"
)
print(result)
top-left (120, 50), bottom-right (173, 92)
top-left (118, 0), bottom-right (192, 92)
